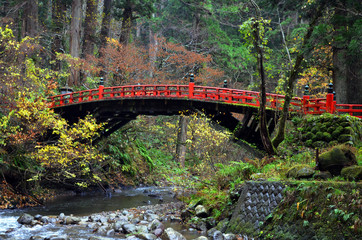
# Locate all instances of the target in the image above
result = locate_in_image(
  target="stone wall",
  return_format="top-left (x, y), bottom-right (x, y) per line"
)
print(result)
top-left (226, 181), bottom-right (285, 236)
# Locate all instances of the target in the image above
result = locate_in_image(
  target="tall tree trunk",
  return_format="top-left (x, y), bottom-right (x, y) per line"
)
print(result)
top-left (175, 116), bottom-right (188, 168)
top-left (82, 0), bottom-right (98, 57)
top-left (149, 13), bottom-right (158, 79)
top-left (272, 3), bottom-right (325, 149)
top-left (100, 0), bottom-right (112, 49)
top-left (250, 1), bottom-right (275, 155)
top-left (332, 8), bottom-right (362, 104)
top-left (69, 0), bottom-right (82, 86)
top-left (251, 21), bottom-right (275, 155)
top-left (119, 4), bottom-right (133, 45)
top-left (51, 0), bottom-right (66, 71)
top-left (22, 0), bottom-right (38, 37)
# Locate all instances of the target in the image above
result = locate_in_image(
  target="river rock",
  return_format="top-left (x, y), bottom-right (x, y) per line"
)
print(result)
top-left (207, 228), bottom-right (218, 238)
top-left (132, 217), bottom-right (141, 224)
top-left (213, 230), bottom-right (224, 240)
top-left (123, 223), bottom-right (138, 233)
top-left (154, 228), bottom-right (164, 237)
top-left (136, 224), bottom-right (149, 233)
top-left (161, 227), bottom-right (186, 240)
top-left (136, 233), bottom-right (158, 240)
top-left (106, 229), bottom-right (115, 236)
top-left (113, 219), bottom-right (128, 232)
top-left (64, 216), bottom-right (81, 225)
top-left (59, 213), bottom-right (65, 221)
top-left (17, 213), bottom-right (34, 225)
top-left (195, 205), bottom-right (208, 218)
top-left (144, 213), bottom-right (160, 222)
top-left (29, 236), bottom-right (43, 240)
top-left (127, 236), bottom-right (143, 240)
top-left (193, 237), bottom-right (208, 240)
top-left (89, 237), bottom-right (114, 240)
top-left (223, 233), bottom-right (236, 240)
top-left (47, 235), bottom-right (69, 240)
top-left (96, 226), bottom-right (109, 235)
top-left (148, 219), bottom-right (164, 231)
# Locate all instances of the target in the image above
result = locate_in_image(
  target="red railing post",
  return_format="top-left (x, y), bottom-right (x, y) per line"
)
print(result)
top-left (326, 83), bottom-right (334, 113)
top-left (303, 95), bottom-right (310, 114)
top-left (188, 73), bottom-right (194, 99)
top-left (99, 85), bottom-right (104, 100)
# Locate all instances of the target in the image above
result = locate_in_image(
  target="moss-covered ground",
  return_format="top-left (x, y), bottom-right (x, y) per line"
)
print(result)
top-left (260, 181), bottom-right (362, 240)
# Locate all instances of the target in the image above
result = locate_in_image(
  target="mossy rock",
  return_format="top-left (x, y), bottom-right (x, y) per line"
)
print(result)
top-left (302, 132), bottom-right (314, 141)
top-left (327, 126), bottom-right (335, 134)
top-left (322, 132), bottom-right (332, 142)
top-left (313, 141), bottom-right (325, 148)
top-left (328, 140), bottom-right (338, 147)
top-left (313, 171), bottom-right (332, 180)
top-left (318, 145), bottom-right (357, 176)
top-left (287, 164), bottom-right (315, 179)
top-left (338, 134), bottom-right (352, 143)
top-left (341, 166), bottom-right (362, 181)
top-left (315, 131), bottom-right (324, 140)
top-left (311, 126), bottom-right (319, 134)
top-left (305, 139), bottom-right (313, 147)
top-left (331, 126), bottom-right (344, 138)
top-left (343, 126), bottom-right (353, 134)
top-left (340, 121), bottom-right (350, 127)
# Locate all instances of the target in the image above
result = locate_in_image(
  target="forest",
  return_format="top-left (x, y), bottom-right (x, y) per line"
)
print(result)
top-left (0, 0), bottom-right (361, 214)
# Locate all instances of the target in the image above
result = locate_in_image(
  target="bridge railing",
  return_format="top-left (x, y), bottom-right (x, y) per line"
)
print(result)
top-left (48, 83), bottom-right (362, 119)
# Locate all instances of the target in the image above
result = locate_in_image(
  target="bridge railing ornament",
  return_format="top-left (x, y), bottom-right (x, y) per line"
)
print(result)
top-left (48, 82), bottom-right (362, 119)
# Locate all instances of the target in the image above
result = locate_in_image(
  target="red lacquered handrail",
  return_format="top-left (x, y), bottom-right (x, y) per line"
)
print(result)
top-left (47, 83), bottom-right (362, 119)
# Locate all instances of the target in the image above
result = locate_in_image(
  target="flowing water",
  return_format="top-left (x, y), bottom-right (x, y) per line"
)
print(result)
top-left (0, 187), bottom-right (200, 240)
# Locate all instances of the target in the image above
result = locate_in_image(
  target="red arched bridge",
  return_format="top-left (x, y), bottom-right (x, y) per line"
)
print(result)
top-left (48, 82), bottom-right (362, 149)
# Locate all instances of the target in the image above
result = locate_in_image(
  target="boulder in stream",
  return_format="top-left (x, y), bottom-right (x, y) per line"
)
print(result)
top-left (161, 227), bottom-right (186, 240)
top-left (17, 213), bottom-right (34, 225)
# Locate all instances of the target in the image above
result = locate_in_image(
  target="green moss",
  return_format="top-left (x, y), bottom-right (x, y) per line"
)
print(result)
top-left (303, 132), bottom-right (314, 141)
top-left (341, 166), bottom-right (362, 181)
top-left (322, 132), bottom-right (332, 142)
top-left (259, 182), bottom-right (362, 240)
top-left (311, 126), bottom-right (319, 134)
top-left (338, 134), bottom-right (352, 143)
top-left (332, 126), bottom-right (344, 138)
top-left (305, 139), bottom-right (313, 147)
top-left (343, 126), bottom-right (353, 134)
top-left (315, 131), bottom-right (324, 140)
top-left (313, 141), bottom-right (325, 148)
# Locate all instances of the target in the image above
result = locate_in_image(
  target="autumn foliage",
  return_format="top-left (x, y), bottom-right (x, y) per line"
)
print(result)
top-left (73, 37), bottom-right (224, 87)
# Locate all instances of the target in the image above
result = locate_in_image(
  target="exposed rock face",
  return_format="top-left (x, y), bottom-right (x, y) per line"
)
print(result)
top-left (318, 145), bottom-right (357, 175)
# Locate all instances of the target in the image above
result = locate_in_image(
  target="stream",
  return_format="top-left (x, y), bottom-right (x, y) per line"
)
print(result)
top-left (0, 187), bottom-right (201, 240)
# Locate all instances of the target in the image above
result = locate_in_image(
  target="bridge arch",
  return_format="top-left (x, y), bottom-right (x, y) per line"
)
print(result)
top-left (52, 96), bottom-right (277, 149)
top-left (49, 83), bottom-right (362, 150)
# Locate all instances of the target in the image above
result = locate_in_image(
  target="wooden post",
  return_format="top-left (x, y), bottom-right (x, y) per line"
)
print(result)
top-left (188, 73), bottom-right (194, 99)
top-left (303, 95), bottom-right (310, 114)
top-left (99, 85), bottom-right (104, 100)
top-left (326, 83), bottom-right (334, 113)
